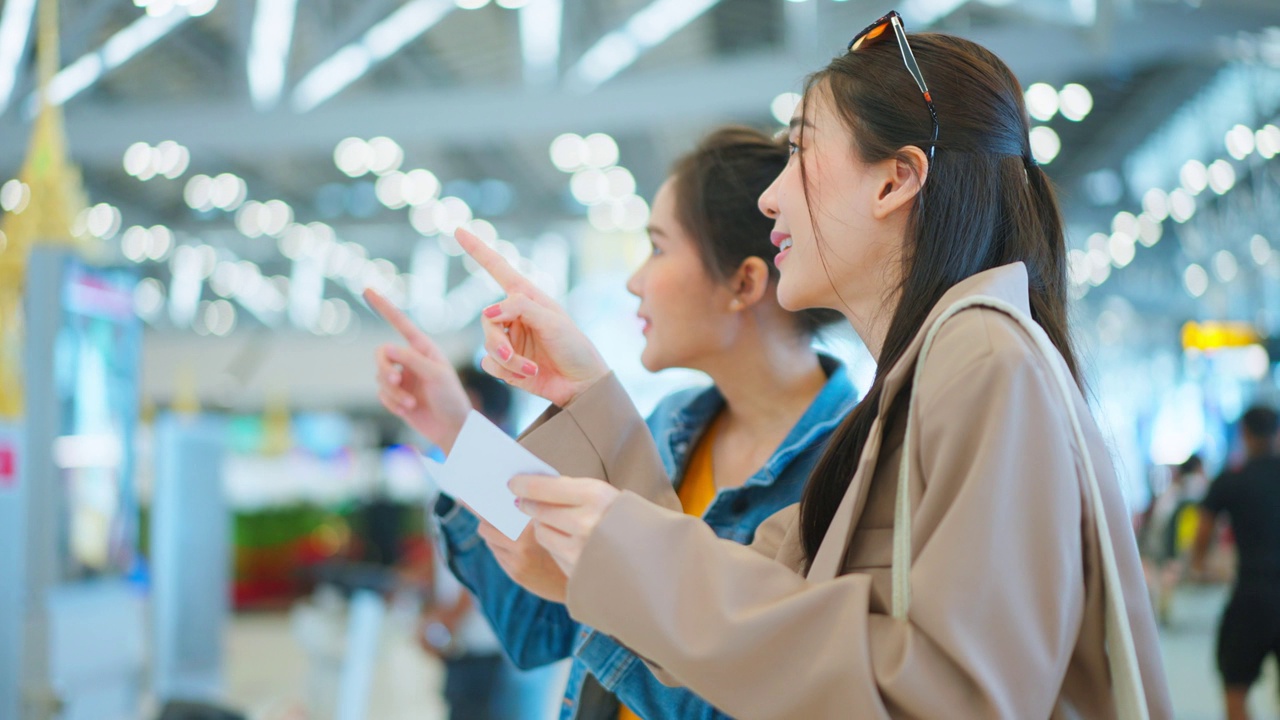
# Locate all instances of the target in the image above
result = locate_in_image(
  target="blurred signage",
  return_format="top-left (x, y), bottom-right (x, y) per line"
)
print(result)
top-left (64, 265), bottom-right (135, 321)
top-left (0, 436), bottom-right (14, 492)
top-left (1181, 321), bottom-right (1263, 352)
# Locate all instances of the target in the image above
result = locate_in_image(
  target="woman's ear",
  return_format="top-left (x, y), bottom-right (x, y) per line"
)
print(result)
top-left (729, 257), bottom-right (771, 310)
top-left (871, 146), bottom-right (929, 220)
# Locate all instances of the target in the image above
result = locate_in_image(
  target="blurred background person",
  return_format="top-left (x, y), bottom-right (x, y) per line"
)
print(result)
top-left (1142, 454), bottom-right (1207, 625)
top-left (411, 366), bottom-right (557, 720)
top-left (1194, 405), bottom-right (1280, 720)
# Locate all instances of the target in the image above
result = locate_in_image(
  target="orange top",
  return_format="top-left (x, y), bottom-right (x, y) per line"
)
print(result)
top-left (618, 414), bottom-right (722, 720)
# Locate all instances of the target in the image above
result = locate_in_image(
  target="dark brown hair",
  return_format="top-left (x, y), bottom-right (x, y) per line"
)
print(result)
top-left (797, 33), bottom-right (1081, 562)
top-left (671, 126), bottom-right (840, 337)
top-left (1241, 405), bottom-right (1279, 441)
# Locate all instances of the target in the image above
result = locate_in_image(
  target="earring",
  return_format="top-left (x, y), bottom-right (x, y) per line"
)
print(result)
top-left (729, 299), bottom-right (743, 311)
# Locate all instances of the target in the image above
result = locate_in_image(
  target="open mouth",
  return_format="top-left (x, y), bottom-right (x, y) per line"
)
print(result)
top-left (773, 235), bottom-right (793, 267)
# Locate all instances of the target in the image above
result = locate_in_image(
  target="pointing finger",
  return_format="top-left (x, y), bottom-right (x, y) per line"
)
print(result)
top-left (363, 288), bottom-right (445, 360)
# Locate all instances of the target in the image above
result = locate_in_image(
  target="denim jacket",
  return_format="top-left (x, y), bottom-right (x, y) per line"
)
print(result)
top-left (434, 356), bottom-right (855, 720)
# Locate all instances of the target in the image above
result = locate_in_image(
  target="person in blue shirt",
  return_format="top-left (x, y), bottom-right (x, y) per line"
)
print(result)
top-left (367, 126), bottom-right (856, 719)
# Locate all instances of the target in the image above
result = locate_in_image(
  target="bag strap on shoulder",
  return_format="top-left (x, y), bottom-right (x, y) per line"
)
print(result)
top-left (890, 295), bottom-right (1149, 720)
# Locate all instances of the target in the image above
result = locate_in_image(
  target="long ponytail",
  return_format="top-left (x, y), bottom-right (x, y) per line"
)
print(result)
top-left (1023, 160), bottom-right (1080, 385)
top-left (797, 34), bottom-right (1080, 563)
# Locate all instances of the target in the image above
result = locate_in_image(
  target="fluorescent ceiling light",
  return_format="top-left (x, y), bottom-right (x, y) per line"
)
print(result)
top-left (46, 55), bottom-right (105, 107)
top-left (248, 0), bottom-right (300, 110)
top-left (292, 0), bottom-right (453, 112)
top-left (900, 0), bottom-right (969, 27)
top-left (24, 4), bottom-right (204, 116)
top-left (0, 0), bottom-right (37, 115)
top-left (567, 0), bottom-right (721, 92)
top-left (519, 0), bottom-right (562, 86)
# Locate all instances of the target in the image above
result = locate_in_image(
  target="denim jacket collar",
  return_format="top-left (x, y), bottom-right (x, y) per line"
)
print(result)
top-left (653, 354), bottom-right (856, 490)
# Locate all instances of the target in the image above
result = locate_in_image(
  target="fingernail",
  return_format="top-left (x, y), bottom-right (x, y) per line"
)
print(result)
top-left (402, 397), bottom-right (415, 409)
top-left (522, 361), bottom-right (537, 375)
top-left (499, 346), bottom-right (513, 361)
top-left (483, 304), bottom-right (502, 318)
top-left (389, 372), bottom-right (400, 385)
top-left (511, 373), bottom-right (527, 381)
top-left (513, 498), bottom-right (521, 508)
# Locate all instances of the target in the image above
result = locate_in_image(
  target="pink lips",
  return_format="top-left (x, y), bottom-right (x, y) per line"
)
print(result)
top-left (772, 231), bottom-right (792, 267)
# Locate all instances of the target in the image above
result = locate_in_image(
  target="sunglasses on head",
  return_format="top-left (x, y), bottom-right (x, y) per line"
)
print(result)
top-left (848, 11), bottom-right (939, 161)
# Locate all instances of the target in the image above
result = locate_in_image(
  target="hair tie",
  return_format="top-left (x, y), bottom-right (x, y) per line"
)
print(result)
top-left (1024, 154), bottom-right (1039, 169)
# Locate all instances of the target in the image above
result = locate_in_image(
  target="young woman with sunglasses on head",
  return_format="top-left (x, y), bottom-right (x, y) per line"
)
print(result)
top-left (369, 127), bottom-right (855, 719)
top-left (463, 13), bottom-right (1174, 719)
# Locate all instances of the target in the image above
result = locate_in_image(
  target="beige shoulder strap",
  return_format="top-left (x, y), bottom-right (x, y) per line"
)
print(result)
top-left (891, 295), bottom-right (1149, 720)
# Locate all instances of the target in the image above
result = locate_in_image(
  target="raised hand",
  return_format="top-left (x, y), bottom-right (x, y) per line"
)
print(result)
top-left (365, 288), bottom-right (472, 453)
top-left (508, 474), bottom-right (622, 578)
top-left (455, 228), bottom-right (610, 408)
top-left (475, 516), bottom-right (569, 603)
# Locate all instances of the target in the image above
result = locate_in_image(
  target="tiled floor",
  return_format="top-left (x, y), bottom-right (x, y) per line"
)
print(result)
top-left (224, 584), bottom-right (1279, 719)
top-left (225, 599), bottom-right (449, 720)
top-left (1158, 584), bottom-right (1280, 720)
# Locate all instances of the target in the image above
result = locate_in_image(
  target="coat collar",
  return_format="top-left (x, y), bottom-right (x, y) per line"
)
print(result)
top-left (879, 263), bottom-right (1032, 410)
top-left (806, 263), bottom-right (1033, 581)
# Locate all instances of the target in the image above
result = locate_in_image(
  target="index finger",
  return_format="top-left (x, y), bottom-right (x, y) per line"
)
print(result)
top-left (508, 474), bottom-right (596, 506)
top-left (363, 288), bottom-right (443, 360)
top-left (455, 227), bottom-right (533, 294)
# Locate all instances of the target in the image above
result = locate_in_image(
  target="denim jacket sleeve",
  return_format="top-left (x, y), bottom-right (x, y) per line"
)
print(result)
top-left (576, 629), bottom-right (736, 719)
top-left (428, 378), bottom-right (688, 674)
top-left (434, 494), bottom-right (577, 669)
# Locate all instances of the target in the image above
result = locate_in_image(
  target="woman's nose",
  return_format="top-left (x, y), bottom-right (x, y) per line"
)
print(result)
top-left (758, 174), bottom-right (781, 219)
top-left (625, 266), bottom-right (643, 297)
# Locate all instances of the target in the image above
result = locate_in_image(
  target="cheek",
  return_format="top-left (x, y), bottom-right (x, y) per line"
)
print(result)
top-left (778, 169), bottom-right (807, 223)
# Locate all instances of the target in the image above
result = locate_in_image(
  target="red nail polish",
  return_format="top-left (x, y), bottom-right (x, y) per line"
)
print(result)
top-left (522, 361), bottom-right (537, 375)
top-left (499, 346), bottom-right (513, 361)
top-left (483, 305), bottom-right (502, 318)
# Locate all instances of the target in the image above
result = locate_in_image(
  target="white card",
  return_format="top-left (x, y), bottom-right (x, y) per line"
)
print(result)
top-left (421, 410), bottom-right (557, 540)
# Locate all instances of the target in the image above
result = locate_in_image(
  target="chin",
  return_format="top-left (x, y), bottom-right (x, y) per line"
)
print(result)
top-left (776, 281), bottom-right (812, 312)
top-left (639, 346), bottom-right (665, 373)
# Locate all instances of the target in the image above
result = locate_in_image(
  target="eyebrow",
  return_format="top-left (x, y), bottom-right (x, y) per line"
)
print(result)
top-left (645, 226), bottom-right (666, 238)
top-left (788, 117), bottom-right (814, 133)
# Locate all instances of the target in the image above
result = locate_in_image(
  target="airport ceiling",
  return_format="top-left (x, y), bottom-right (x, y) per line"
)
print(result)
top-left (0, 0), bottom-right (1277, 338)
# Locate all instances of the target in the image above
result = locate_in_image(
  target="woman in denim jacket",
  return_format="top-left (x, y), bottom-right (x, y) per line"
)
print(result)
top-left (368, 127), bottom-right (856, 719)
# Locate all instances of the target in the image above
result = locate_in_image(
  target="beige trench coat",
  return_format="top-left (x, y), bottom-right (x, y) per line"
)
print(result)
top-left (519, 263), bottom-right (1173, 719)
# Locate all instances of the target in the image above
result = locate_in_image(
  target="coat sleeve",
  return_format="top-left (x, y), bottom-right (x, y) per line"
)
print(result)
top-left (562, 315), bottom-right (1097, 719)
top-left (519, 373), bottom-right (681, 512)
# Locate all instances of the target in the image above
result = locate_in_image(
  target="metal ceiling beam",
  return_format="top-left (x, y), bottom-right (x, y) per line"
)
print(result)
top-left (247, 0), bottom-right (300, 110)
top-left (3, 51), bottom-right (808, 168)
top-left (289, 0), bottom-right (454, 112)
top-left (519, 0), bottom-right (562, 88)
top-left (0, 5), bottom-right (1271, 170)
top-left (20, 4), bottom-right (208, 116)
top-left (565, 0), bottom-right (726, 92)
top-left (0, 0), bottom-right (37, 114)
